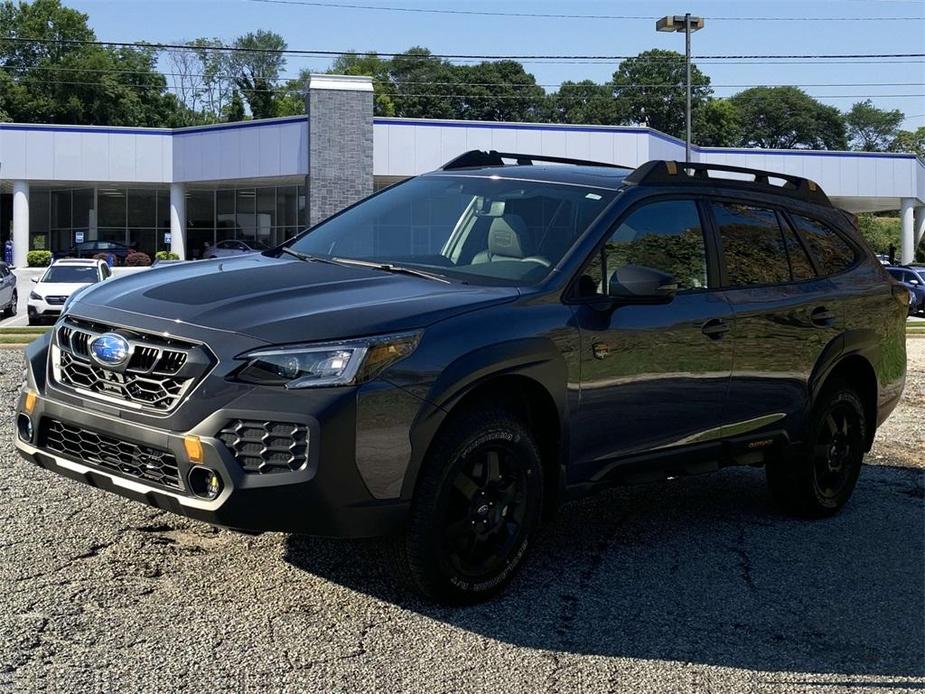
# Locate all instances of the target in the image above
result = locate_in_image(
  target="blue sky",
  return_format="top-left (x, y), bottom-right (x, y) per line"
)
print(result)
top-left (69, 0), bottom-right (925, 128)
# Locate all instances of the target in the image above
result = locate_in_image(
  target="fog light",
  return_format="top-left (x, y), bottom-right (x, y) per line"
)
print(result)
top-left (17, 414), bottom-right (33, 443)
top-left (188, 466), bottom-right (222, 500)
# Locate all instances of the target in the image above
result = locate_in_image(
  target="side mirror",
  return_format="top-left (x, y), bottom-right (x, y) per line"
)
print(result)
top-left (30, 277), bottom-right (38, 283)
top-left (608, 264), bottom-right (678, 300)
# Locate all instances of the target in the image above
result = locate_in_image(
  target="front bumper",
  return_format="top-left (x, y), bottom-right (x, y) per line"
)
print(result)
top-left (27, 299), bottom-right (62, 319)
top-left (15, 384), bottom-right (410, 539)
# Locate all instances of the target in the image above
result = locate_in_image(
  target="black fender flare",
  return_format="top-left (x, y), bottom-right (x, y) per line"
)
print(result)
top-left (399, 337), bottom-right (569, 502)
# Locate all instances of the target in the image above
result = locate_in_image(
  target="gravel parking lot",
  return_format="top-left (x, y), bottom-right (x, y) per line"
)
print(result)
top-left (1, 341), bottom-right (922, 693)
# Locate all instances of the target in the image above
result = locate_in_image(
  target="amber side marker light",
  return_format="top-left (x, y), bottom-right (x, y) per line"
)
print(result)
top-left (23, 391), bottom-right (37, 415)
top-left (184, 435), bottom-right (204, 464)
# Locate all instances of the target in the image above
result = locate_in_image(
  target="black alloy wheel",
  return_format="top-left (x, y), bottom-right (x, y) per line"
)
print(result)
top-left (395, 408), bottom-right (543, 603)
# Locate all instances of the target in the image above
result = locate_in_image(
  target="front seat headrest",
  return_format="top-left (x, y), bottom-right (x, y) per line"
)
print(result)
top-left (487, 215), bottom-right (528, 259)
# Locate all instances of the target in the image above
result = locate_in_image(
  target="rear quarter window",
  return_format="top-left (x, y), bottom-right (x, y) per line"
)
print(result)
top-left (790, 214), bottom-right (857, 276)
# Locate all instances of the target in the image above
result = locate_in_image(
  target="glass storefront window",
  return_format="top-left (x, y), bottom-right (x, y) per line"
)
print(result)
top-left (235, 189), bottom-right (256, 241)
top-left (52, 190), bottom-right (71, 230)
top-left (73, 189), bottom-right (94, 233)
top-left (98, 189), bottom-right (126, 228)
top-left (127, 189), bottom-right (156, 229)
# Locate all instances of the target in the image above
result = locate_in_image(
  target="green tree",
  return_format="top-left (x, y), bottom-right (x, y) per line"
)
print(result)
top-left (388, 47), bottom-right (460, 120)
top-left (329, 52), bottom-right (396, 116)
top-left (731, 87), bottom-right (847, 150)
top-left (611, 49), bottom-right (712, 138)
top-left (543, 80), bottom-right (617, 125)
top-left (230, 30), bottom-right (286, 120)
top-left (224, 90), bottom-right (246, 122)
top-left (693, 98), bottom-right (741, 147)
top-left (889, 127), bottom-right (925, 159)
top-left (845, 99), bottom-right (904, 151)
top-left (454, 60), bottom-right (545, 122)
top-left (0, 0), bottom-right (184, 126)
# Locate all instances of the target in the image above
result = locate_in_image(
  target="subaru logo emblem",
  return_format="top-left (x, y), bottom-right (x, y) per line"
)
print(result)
top-left (90, 333), bottom-right (130, 367)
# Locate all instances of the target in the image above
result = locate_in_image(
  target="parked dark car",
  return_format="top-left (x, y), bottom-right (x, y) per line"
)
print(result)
top-left (16, 153), bottom-right (908, 603)
top-left (886, 266), bottom-right (925, 315)
top-left (55, 240), bottom-right (132, 263)
top-left (0, 261), bottom-right (17, 317)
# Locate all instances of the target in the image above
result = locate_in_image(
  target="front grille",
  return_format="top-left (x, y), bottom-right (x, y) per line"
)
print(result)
top-left (217, 419), bottom-right (309, 474)
top-left (53, 318), bottom-right (212, 413)
top-left (41, 418), bottom-right (183, 491)
top-left (46, 296), bottom-right (67, 305)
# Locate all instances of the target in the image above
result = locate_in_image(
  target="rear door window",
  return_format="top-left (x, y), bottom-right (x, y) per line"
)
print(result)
top-left (790, 214), bottom-right (856, 276)
top-left (711, 202), bottom-right (791, 286)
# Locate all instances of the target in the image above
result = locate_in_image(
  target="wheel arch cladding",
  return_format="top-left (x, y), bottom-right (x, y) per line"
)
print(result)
top-left (818, 354), bottom-right (878, 452)
top-left (403, 340), bottom-right (568, 518)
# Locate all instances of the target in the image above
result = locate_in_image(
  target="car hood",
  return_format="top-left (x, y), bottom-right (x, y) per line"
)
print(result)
top-left (74, 254), bottom-right (519, 344)
top-left (34, 281), bottom-right (94, 296)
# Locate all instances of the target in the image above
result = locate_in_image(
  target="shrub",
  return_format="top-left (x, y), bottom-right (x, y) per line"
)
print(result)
top-left (26, 250), bottom-right (52, 267)
top-left (92, 252), bottom-right (110, 262)
top-left (155, 251), bottom-right (180, 261)
top-left (125, 252), bottom-right (152, 267)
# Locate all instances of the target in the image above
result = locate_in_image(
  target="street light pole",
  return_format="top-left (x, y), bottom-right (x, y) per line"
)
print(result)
top-left (685, 12), bottom-right (692, 164)
top-left (656, 14), bottom-right (705, 163)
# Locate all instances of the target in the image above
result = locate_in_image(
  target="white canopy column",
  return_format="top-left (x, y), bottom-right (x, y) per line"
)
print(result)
top-left (12, 181), bottom-right (29, 268)
top-left (169, 183), bottom-right (186, 260)
top-left (900, 198), bottom-right (915, 264)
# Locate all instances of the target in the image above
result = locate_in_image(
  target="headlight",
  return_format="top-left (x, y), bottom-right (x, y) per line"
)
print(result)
top-left (29, 291), bottom-right (43, 301)
top-left (233, 332), bottom-right (421, 388)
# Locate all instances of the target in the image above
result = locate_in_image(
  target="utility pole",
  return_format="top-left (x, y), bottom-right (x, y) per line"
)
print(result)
top-left (656, 14), bottom-right (705, 162)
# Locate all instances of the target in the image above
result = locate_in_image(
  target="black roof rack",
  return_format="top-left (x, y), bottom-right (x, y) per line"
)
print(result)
top-left (441, 149), bottom-right (630, 171)
top-left (623, 160), bottom-right (831, 207)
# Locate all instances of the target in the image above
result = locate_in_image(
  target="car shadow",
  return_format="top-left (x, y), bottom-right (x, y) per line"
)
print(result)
top-left (283, 463), bottom-right (925, 677)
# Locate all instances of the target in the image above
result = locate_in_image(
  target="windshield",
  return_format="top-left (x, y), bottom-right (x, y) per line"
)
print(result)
top-left (284, 175), bottom-right (616, 286)
top-left (41, 266), bottom-right (99, 284)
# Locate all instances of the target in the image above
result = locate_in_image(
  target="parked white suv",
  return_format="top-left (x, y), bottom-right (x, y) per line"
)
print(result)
top-left (28, 259), bottom-right (110, 325)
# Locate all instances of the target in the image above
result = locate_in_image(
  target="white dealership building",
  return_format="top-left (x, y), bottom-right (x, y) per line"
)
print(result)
top-left (1, 74), bottom-right (923, 267)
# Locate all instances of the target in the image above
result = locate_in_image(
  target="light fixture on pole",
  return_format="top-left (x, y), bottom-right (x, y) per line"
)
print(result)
top-left (656, 13), bottom-right (705, 163)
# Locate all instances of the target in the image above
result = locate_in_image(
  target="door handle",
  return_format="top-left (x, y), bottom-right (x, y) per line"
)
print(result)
top-left (810, 306), bottom-right (836, 327)
top-left (701, 318), bottom-right (730, 340)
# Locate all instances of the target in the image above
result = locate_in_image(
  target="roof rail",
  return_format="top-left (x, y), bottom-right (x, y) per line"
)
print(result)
top-left (623, 160), bottom-right (831, 207)
top-left (441, 149), bottom-right (630, 171)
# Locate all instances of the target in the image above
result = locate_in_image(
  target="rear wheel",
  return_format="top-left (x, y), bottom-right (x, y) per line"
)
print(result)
top-left (394, 409), bottom-right (543, 603)
top-left (767, 381), bottom-right (866, 517)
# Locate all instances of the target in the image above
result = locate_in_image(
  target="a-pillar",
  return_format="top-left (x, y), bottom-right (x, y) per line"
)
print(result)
top-left (169, 183), bottom-right (186, 260)
top-left (12, 181), bottom-right (29, 268)
top-left (900, 198), bottom-right (915, 265)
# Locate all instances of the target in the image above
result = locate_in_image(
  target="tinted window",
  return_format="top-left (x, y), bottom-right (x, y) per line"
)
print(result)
top-left (713, 203), bottom-right (790, 286)
top-left (780, 221), bottom-right (816, 281)
top-left (41, 266), bottom-right (100, 283)
top-left (790, 215), bottom-right (856, 276)
top-left (288, 176), bottom-right (616, 287)
top-left (583, 200), bottom-right (708, 294)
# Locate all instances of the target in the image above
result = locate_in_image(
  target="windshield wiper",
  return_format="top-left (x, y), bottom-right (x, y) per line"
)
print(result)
top-left (330, 257), bottom-right (451, 284)
top-left (279, 247), bottom-right (346, 266)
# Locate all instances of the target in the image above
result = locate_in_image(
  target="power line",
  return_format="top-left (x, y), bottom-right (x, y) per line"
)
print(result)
top-left (242, 0), bottom-right (925, 21)
top-left (1, 36), bottom-right (922, 62)
top-left (2, 65), bottom-right (921, 90)
top-left (9, 76), bottom-right (923, 101)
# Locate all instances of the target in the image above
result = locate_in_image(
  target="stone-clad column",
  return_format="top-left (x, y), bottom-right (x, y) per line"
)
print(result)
top-left (306, 74), bottom-right (374, 226)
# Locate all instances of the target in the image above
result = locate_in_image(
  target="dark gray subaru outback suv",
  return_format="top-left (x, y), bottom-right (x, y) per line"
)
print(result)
top-left (16, 153), bottom-right (908, 603)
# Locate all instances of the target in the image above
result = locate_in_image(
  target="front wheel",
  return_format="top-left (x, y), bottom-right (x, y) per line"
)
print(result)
top-left (2, 291), bottom-right (15, 317)
top-left (394, 409), bottom-right (544, 603)
top-left (767, 381), bottom-right (866, 517)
